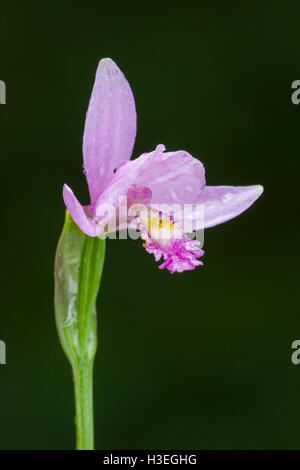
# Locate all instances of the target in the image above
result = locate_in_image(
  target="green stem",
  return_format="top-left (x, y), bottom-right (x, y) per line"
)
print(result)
top-left (73, 357), bottom-right (94, 450)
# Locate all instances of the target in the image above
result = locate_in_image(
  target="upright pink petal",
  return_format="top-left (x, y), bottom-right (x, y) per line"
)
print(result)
top-left (193, 185), bottom-right (263, 229)
top-left (95, 145), bottom-right (206, 215)
top-left (63, 185), bottom-right (100, 236)
top-left (83, 58), bottom-right (137, 206)
top-left (135, 145), bottom-right (206, 205)
top-left (94, 149), bottom-right (151, 215)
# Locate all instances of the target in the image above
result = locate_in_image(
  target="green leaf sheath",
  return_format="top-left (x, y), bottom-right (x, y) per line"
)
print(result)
top-left (54, 210), bottom-right (106, 449)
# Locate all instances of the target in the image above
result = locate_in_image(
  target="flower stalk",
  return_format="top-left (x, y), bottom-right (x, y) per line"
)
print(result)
top-left (54, 210), bottom-right (105, 449)
top-left (73, 357), bottom-right (94, 449)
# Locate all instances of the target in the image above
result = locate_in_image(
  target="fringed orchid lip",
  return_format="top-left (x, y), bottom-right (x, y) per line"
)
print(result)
top-left (63, 58), bottom-right (263, 273)
top-left (128, 204), bottom-right (204, 273)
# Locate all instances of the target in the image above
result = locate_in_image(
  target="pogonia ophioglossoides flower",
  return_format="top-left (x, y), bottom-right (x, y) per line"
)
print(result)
top-left (63, 58), bottom-right (263, 273)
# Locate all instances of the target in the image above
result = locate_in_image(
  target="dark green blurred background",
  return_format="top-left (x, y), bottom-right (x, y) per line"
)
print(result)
top-left (0, 0), bottom-right (299, 449)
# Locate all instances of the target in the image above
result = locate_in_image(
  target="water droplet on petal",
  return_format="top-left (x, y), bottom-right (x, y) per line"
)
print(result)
top-left (222, 192), bottom-right (233, 203)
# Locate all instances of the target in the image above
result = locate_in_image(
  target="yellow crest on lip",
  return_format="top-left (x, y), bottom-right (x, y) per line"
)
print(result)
top-left (134, 207), bottom-right (182, 245)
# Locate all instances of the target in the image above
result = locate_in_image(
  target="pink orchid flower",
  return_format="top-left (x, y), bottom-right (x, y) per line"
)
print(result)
top-left (63, 58), bottom-right (263, 273)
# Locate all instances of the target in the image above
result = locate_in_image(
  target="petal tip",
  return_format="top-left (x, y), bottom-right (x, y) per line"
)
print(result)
top-left (100, 57), bottom-right (113, 63)
top-left (63, 183), bottom-right (72, 194)
top-left (156, 144), bottom-right (166, 153)
top-left (257, 184), bottom-right (264, 195)
top-left (98, 57), bottom-right (118, 74)
top-left (252, 184), bottom-right (264, 200)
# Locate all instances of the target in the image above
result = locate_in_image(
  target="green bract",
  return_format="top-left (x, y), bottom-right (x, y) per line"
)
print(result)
top-left (54, 210), bottom-right (105, 449)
